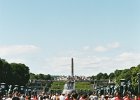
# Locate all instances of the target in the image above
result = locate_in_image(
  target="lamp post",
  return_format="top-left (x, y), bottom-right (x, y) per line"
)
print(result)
top-left (137, 73), bottom-right (140, 95)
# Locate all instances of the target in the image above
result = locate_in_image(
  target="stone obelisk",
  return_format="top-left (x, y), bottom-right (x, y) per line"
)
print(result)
top-left (71, 58), bottom-right (74, 77)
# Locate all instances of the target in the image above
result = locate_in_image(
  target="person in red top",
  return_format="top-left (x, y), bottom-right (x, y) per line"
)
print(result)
top-left (114, 92), bottom-right (123, 100)
top-left (79, 94), bottom-right (88, 100)
top-left (136, 95), bottom-right (140, 100)
top-left (65, 94), bottom-right (71, 100)
top-left (123, 92), bottom-right (132, 100)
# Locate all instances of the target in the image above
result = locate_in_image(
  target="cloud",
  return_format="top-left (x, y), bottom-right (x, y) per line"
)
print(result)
top-left (2, 42), bottom-right (139, 77)
top-left (83, 46), bottom-right (90, 51)
top-left (107, 42), bottom-right (120, 49)
top-left (37, 55), bottom-right (112, 76)
top-left (116, 52), bottom-right (134, 61)
top-left (37, 50), bottom-right (140, 76)
top-left (8, 58), bottom-right (26, 64)
top-left (38, 57), bottom-right (72, 75)
top-left (94, 42), bottom-right (120, 52)
top-left (28, 42), bottom-right (140, 76)
top-left (0, 45), bottom-right (40, 56)
top-left (0, 44), bottom-right (41, 66)
top-left (94, 46), bottom-right (107, 52)
top-left (115, 52), bottom-right (140, 65)
top-left (45, 57), bottom-right (70, 67)
top-left (33, 42), bottom-right (121, 76)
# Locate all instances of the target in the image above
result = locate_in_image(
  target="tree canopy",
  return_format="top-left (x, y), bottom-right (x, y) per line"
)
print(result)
top-left (0, 58), bottom-right (30, 86)
top-left (91, 64), bottom-right (140, 90)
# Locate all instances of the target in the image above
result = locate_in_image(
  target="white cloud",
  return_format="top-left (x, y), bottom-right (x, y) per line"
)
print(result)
top-left (5, 42), bottom-right (137, 77)
top-left (2, 43), bottom-right (139, 77)
top-left (94, 46), bottom-right (107, 52)
top-left (83, 46), bottom-right (90, 51)
top-left (36, 55), bottom-right (112, 76)
top-left (45, 57), bottom-right (70, 67)
top-left (38, 57), bottom-right (72, 75)
top-left (0, 45), bottom-right (40, 56)
top-left (94, 42), bottom-right (120, 52)
top-left (116, 52), bottom-right (134, 61)
top-left (0, 44), bottom-right (41, 67)
top-left (115, 52), bottom-right (140, 65)
top-left (27, 42), bottom-right (140, 76)
top-left (37, 50), bottom-right (140, 76)
top-left (8, 58), bottom-right (26, 64)
top-left (107, 42), bottom-right (120, 48)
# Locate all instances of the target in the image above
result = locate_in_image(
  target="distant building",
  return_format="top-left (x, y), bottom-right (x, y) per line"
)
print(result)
top-left (53, 75), bottom-right (91, 81)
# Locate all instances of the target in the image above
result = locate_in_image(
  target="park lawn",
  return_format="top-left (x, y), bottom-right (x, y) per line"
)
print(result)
top-left (50, 81), bottom-right (92, 92)
top-left (50, 81), bottom-right (65, 90)
top-left (75, 81), bottom-right (92, 91)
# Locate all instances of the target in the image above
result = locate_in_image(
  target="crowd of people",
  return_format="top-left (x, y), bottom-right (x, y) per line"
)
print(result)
top-left (1, 90), bottom-right (140, 100)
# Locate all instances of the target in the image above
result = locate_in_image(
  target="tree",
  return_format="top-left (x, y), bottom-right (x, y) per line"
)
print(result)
top-left (38, 74), bottom-right (45, 80)
top-left (30, 73), bottom-right (53, 80)
top-left (44, 74), bottom-right (52, 80)
top-left (109, 73), bottom-right (115, 79)
top-left (0, 58), bottom-right (30, 85)
top-left (96, 73), bottom-right (104, 80)
top-left (3, 61), bottom-right (13, 84)
top-left (102, 73), bottom-right (109, 79)
top-left (30, 73), bottom-right (36, 80)
top-left (0, 59), bottom-right (12, 84)
top-left (11, 63), bottom-right (30, 85)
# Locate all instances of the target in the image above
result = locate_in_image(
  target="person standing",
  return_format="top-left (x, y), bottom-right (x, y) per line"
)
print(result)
top-left (59, 93), bottom-right (65, 100)
top-left (6, 94), bottom-right (12, 100)
top-left (113, 92), bottom-right (123, 100)
top-left (12, 92), bottom-right (20, 100)
top-left (71, 93), bottom-right (78, 100)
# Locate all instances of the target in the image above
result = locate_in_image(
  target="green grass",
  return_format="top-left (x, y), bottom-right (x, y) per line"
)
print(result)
top-left (75, 82), bottom-right (91, 91)
top-left (50, 81), bottom-right (92, 91)
top-left (50, 81), bottom-right (65, 90)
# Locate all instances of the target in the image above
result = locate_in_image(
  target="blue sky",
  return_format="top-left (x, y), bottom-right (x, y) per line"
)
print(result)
top-left (0, 0), bottom-right (140, 76)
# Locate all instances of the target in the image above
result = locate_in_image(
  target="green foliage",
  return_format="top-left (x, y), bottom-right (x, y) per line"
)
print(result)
top-left (29, 73), bottom-right (52, 80)
top-left (0, 60), bottom-right (13, 84)
top-left (109, 73), bottom-right (115, 79)
top-left (90, 64), bottom-right (140, 93)
top-left (11, 63), bottom-right (30, 85)
top-left (0, 58), bottom-right (30, 86)
top-left (91, 73), bottom-right (109, 80)
top-left (30, 73), bottom-right (36, 79)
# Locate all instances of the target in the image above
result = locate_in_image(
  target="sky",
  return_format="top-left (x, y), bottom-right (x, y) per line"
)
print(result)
top-left (0, 0), bottom-right (140, 76)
